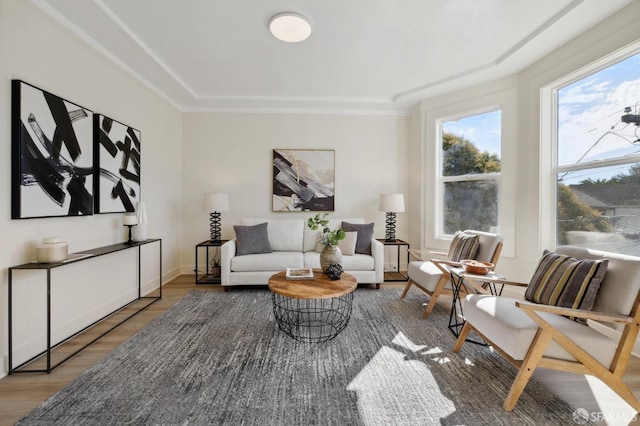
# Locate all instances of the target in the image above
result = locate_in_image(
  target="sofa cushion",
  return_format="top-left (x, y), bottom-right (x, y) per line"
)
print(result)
top-left (231, 252), bottom-right (303, 272)
top-left (243, 219), bottom-right (304, 252)
top-left (447, 230), bottom-right (479, 262)
top-left (525, 250), bottom-right (608, 321)
top-left (303, 218), bottom-right (364, 252)
top-left (338, 231), bottom-right (358, 256)
top-left (463, 294), bottom-right (617, 368)
top-left (342, 222), bottom-right (374, 255)
top-left (408, 260), bottom-right (449, 292)
top-left (304, 252), bottom-right (374, 270)
top-left (233, 223), bottom-right (272, 256)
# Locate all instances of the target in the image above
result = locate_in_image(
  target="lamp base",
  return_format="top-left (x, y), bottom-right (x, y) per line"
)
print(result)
top-left (210, 212), bottom-right (222, 242)
top-left (384, 212), bottom-right (397, 242)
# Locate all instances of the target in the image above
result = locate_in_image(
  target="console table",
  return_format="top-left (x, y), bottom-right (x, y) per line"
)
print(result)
top-left (8, 239), bottom-right (162, 374)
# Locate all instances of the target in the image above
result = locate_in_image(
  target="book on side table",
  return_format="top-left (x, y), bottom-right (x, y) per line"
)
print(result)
top-left (286, 267), bottom-right (314, 280)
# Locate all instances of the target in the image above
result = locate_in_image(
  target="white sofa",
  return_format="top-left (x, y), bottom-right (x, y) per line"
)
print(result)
top-left (221, 218), bottom-right (384, 289)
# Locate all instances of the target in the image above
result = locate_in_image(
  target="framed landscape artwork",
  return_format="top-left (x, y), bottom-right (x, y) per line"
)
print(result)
top-left (273, 149), bottom-right (335, 212)
top-left (94, 114), bottom-right (141, 213)
top-left (11, 80), bottom-right (94, 219)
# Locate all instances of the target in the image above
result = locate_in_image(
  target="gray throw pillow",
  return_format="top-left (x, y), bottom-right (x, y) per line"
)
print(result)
top-left (342, 222), bottom-right (374, 255)
top-left (233, 222), bottom-right (272, 256)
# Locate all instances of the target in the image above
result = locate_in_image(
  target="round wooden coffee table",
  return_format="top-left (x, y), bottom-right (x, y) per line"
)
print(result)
top-left (268, 269), bottom-right (357, 343)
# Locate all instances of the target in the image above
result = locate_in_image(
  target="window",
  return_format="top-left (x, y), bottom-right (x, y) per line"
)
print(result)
top-left (438, 109), bottom-right (501, 235)
top-left (553, 50), bottom-right (640, 253)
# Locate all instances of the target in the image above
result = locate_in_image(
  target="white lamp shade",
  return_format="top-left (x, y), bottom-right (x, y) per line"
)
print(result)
top-left (203, 193), bottom-right (229, 212)
top-left (379, 194), bottom-right (405, 212)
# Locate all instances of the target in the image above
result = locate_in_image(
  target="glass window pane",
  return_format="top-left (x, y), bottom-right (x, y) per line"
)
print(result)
top-left (557, 52), bottom-right (640, 167)
top-left (557, 163), bottom-right (640, 255)
top-left (442, 110), bottom-right (501, 177)
top-left (443, 181), bottom-right (498, 234)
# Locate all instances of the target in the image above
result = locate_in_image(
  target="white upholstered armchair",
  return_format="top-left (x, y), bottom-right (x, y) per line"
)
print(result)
top-left (401, 230), bottom-right (503, 319)
top-left (453, 246), bottom-right (640, 412)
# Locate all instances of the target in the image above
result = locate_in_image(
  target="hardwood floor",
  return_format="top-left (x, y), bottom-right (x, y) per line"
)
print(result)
top-left (0, 277), bottom-right (638, 425)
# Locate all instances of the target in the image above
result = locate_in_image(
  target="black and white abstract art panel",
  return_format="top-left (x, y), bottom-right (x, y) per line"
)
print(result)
top-left (94, 114), bottom-right (141, 213)
top-left (273, 149), bottom-right (335, 212)
top-left (11, 80), bottom-right (94, 219)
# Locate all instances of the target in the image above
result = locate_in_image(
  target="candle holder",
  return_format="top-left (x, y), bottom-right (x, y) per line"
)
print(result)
top-left (124, 224), bottom-right (136, 245)
top-left (123, 214), bottom-right (138, 245)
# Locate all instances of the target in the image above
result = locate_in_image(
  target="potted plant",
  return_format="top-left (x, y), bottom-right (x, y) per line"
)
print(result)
top-left (307, 213), bottom-right (346, 273)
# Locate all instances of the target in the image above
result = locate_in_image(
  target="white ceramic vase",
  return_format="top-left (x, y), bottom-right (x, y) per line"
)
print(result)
top-left (132, 201), bottom-right (148, 242)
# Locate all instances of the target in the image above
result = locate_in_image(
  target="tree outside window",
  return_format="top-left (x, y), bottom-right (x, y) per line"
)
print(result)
top-left (440, 109), bottom-right (501, 234)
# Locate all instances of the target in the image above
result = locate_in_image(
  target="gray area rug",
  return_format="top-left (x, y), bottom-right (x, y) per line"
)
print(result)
top-left (18, 288), bottom-right (588, 425)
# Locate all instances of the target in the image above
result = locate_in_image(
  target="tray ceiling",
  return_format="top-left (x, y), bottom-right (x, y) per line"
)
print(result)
top-left (32, 0), bottom-right (633, 114)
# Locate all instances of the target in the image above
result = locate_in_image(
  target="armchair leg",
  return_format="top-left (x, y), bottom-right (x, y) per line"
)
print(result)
top-left (423, 296), bottom-right (439, 319)
top-left (503, 328), bottom-right (553, 411)
top-left (423, 275), bottom-right (448, 319)
top-left (400, 279), bottom-right (413, 298)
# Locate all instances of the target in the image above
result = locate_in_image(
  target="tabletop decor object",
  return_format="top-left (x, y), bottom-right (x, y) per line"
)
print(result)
top-left (123, 214), bottom-right (137, 244)
top-left (132, 201), bottom-right (148, 241)
top-left (36, 237), bottom-right (69, 263)
top-left (326, 263), bottom-right (344, 280)
top-left (307, 213), bottom-right (346, 273)
top-left (460, 259), bottom-right (495, 275)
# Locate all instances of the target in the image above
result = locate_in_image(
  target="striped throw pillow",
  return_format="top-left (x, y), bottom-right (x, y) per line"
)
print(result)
top-left (447, 231), bottom-right (480, 262)
top-left (525, 250), bottom-right (608, 321)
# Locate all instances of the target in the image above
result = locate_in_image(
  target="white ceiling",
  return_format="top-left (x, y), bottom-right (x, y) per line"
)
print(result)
top-left (32, 0), bottom-right (633, 115)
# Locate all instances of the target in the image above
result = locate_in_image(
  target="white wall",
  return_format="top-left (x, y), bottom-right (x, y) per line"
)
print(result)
top-left (517, 1), bottom-right (640, 278)
top-left (181, 112), bottom-right (410, 274)
top-left (0, 0), bottom-right (183, 377)
top-left (410, 1), bottom-right (640, 283)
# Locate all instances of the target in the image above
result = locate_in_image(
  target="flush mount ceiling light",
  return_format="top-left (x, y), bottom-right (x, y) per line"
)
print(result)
top-left (269, 12), bottom-right (312, 42)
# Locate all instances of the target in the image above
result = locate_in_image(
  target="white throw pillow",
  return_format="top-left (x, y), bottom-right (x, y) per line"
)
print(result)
top-left (338, 231), bottom-right (358, 256)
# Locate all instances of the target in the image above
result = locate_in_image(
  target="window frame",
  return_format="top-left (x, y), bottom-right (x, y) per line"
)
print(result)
top-left (541, 42), bottom-right (640, 250)
top-left (436, 106), bottom-right (502, 239)
top-left (421, 85), bottom-right (516, 258)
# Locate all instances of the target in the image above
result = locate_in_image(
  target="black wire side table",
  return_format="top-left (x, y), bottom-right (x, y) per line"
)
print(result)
top-left (268, 270), bottom-right (357, 343)
top-left (449, 267), bottom-right (506, 345)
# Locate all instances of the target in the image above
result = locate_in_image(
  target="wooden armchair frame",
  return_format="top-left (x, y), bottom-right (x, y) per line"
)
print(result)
top-left (401, 238), bottom-right (503, 319)
top-left (453, 261), bottom-right (640, 412)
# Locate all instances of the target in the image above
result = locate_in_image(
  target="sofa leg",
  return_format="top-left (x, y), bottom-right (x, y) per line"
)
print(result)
top-left (224, 286), bottom-right (230, 292)
top-left (376, 283), bottom-right (381, 289)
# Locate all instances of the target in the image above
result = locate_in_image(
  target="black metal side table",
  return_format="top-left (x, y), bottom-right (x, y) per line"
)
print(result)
top-left (449, 267), bottom-right (506, 345)
top-left (195, 239), bottom-right (228, 284)
top-left (376, 239), bottom-right (409, 281)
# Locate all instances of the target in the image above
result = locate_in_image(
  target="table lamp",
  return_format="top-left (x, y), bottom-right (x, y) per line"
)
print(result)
top-left (379, 193), bottom-right (405, 242)
top-left (203, 193), bottom-right (229, 243)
